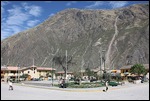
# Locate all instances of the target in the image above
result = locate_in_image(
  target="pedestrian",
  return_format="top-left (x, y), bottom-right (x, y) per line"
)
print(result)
top-left (61, 79), bottom-right (65, 88)
top-left (59, 78), bottom-right (63, 88)
top-left (103, 81), bottom-right (108, 92)
top-left (8, 80), bottom-right (13, 90)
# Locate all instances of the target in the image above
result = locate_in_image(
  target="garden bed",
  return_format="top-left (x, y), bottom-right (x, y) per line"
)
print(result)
top-left (54, 81), bottom-right (105, 88)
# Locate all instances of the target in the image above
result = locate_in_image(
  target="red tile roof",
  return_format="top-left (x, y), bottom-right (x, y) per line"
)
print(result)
top-left (37, 67), bottom-right (56, 71)
top-left (29, 65), bottom-right (37, 67)
top-left (56, 71), bottom-right (73, 74)
top-left (1, 66), bottom-right (56, 71)
top-left (1, 66), bottom-right (19, 71)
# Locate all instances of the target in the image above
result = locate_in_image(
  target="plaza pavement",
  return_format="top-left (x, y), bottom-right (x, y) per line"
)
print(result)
top-left (1, 81), bottom-right (149, 100)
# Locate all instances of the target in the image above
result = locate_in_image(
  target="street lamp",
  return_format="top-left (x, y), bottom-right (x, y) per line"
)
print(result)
top-left (51, 61), bottom-right (55, 86)
top-left (101, 50), bottom-right (108, 82)
top-left (94, 38), bottom-right (102, 81)
top-left (102, 50), bottom-right (106, 71)
top-left (65, 50), bottom-right (68, 81)
top-left (17, 63), bottom-right (20, 83)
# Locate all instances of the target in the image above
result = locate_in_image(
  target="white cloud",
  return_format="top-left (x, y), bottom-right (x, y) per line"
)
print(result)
top-left (22, 2), bottom-right (29, 10)
top-left (10, 26), bottom-right (22, 34)
top-left (28, 6), bottom-right (42, 17)
top-left (1, 25), bottom-right (21, 40)
top-left (1, 2), bottom-right (43, 40)
top-left (27, 20), bottom-right (40, 27)
top-left (22, 3), bottom-right (42, 17)
top-left (2, 18), bottom-right (6, 22)
top-left (109, 1), bottom-right (128, 9)
top-left (85, 1), bottom-right (104, 9)
top-left (66, 1), bottom-right (76, 6)
top-left (1, 31), bottom-right (12, 40)
top-left (1, 1), bottom-right (10, 6)
top-left (49, 13), bottom-right (54, 17)
top-left (1, 6), bottom-right (4, 15)
top-left (6, 6), bottom-right (30, 25)
top-left (1, 1), bottom-right (10, 18)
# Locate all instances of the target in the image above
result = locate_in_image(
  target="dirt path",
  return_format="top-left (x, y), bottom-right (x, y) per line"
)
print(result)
top-left (105, 16), bottom-right (118, 69)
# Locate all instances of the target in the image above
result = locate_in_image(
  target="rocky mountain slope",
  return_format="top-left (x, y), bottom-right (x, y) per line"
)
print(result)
top-left (1, 4), bottom-right (149, 71)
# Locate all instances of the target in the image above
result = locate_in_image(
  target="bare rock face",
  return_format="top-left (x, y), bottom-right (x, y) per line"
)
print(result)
top-left (1, 4), bottom-right (149, 71)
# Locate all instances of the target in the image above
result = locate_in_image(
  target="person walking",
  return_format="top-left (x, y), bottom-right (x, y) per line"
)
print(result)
top-left (61, 79), bottom-right (66, 88)
top-left (103, 81), bottom-right (108, 92)
top-left (59, 78), bottom-right (64, 88)
top-left (8, 80), bottom-right (13, 90)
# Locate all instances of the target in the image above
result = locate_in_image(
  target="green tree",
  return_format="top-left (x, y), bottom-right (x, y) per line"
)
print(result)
top-left (52, 55), bottom-right (74, 79)
top-left (130, 64), bottom-right (147, 76)
top-left (73, 70), bottom-right (81, 79)
top-left (85, 68), bottom-right (94, 80)
top-left (103, 71), bottom-right (111, 82)
top-left (20, 74), bottom-right (29, 80)
top-left (116, 73), bottom-right (122, 83)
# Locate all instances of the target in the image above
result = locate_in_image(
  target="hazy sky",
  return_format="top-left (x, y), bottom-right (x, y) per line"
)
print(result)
top-left (1, 1), bottom-right (149, 40)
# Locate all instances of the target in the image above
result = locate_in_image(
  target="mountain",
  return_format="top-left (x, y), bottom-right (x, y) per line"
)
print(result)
top-left (1, 4), bottom-right (149, 72)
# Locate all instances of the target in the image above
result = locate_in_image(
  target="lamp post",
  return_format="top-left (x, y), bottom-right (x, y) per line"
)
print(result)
top-left (51, 61), bottom-right (55, 86)
top-left (102, 50), bottom-right (107, 82)
top-left (94, 38), bottom-right (102, 82)
top-left (65, 50), bottom-right (68, 80)
top-left (17, 63), bottom-right (20, 83)
top-left (51, 55), bottom-right (55, 86)
top-left (51, 62), bottom-right (53, 86)
top-left (99, 46), bottom-right (103, 81)
top-left (102, 50), bottom-right (106, 71)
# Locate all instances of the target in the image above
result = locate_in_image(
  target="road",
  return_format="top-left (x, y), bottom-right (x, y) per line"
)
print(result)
top-left (1, 82), bottom-right (149, 100)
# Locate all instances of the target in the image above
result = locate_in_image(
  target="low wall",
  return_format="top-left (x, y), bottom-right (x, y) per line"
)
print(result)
top-left (133, 80), bottom-right (141, 84)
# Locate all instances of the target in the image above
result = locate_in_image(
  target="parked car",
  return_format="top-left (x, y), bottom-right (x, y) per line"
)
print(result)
top-left (31, 78), bottom-right (40, 81)
top-left (109, 81), bottom-right (118, 86)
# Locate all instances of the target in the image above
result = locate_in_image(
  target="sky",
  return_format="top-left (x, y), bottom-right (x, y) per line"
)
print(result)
top-left (1, 1), bottom-right (149, 40)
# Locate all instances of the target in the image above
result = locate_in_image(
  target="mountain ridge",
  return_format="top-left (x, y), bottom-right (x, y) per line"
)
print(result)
top-left (1, 4), bottom-right (149, 72)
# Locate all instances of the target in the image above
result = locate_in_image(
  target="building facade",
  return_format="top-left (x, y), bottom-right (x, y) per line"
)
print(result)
top-left (1, 65), bottom-right (56, 82)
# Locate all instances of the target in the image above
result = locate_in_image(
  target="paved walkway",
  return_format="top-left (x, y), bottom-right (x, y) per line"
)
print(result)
top-left (1, 82), bottom-right (149, 100)
top-left (2, 81), bottom-right (148, 92)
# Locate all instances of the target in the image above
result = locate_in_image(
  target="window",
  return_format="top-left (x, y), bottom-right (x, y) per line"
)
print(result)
top-left (10, 71), bottom-right (16, 73)
top-left (28, 71), bottom-right (30, 73)
top-left (34, 71), bottom-right (35, 73)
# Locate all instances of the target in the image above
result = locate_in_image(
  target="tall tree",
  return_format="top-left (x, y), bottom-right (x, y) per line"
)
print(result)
top-left (130, 64), bottom-right (147, 76)
top-left (85, 68), bottom-right (94, 80)
top-left (52, 55), bottom-right (73, 79)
